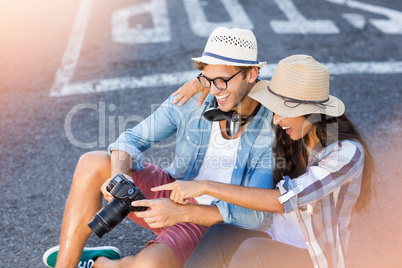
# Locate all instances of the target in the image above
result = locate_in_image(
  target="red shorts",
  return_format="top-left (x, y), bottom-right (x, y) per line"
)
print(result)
top-left (127, 163), bottom-right (208, 267)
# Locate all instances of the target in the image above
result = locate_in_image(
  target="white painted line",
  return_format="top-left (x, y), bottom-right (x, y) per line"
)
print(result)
top-left (54, 70), bottom-right (199, 96)
top-left (323, 61), bottom-right (402, 75)
top-left (341, 13), bottom-right (366, 29)
top-left (271, 0), bottom-right (339, 34)
top-left (50, 0), bottom-right (94, 97)
top-left (50, 0), bottom-right (402, 97)
top-left (324, 0), bottom-right (402, 34)
top-left (183, 0), bottom-right (254, 37)
top-left (50, 61), bottom-right (402, 97)
top-left (112, 0), bottom-right (171, 44)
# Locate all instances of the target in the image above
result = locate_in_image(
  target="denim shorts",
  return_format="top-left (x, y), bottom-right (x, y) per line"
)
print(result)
top-left (127, 163), bottom-right (208, 267)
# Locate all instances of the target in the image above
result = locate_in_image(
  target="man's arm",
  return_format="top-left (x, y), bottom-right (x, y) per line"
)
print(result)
top-left (107, 95), bottom-right (180, 171)
top-left (110, 150), bottom-right (133, 176)
top-left (132, 198), bottom-right (223, 228)
top-left (100, 150), bottom-right (134, 202)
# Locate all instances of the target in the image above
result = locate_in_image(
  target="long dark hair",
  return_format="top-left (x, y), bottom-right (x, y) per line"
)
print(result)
top-left (272, 113), bottom-right (375, 214)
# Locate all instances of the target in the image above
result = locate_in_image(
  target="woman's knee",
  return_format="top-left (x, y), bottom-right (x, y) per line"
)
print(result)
top-left (237, 237), bottom-right (266, 252)
top-left (204, 224), bottom-right (239, 239)
top-left (229, 238), bottom-right (266, 268)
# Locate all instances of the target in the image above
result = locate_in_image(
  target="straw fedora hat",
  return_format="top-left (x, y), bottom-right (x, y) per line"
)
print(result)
top-left (249, 55), bottom-right (345, 117)
top-left (192, 27), bottom-right (266, 67)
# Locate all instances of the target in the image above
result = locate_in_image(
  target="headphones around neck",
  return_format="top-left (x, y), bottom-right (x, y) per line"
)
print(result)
top-left (203, 98), bottom-right (261, 137)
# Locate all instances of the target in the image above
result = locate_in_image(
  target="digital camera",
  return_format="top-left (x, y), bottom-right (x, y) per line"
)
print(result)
top-left (88, 173), bottom-right (148, 238)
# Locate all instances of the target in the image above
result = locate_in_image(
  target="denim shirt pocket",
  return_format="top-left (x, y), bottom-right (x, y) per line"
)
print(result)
top-left (172, 129), bottom-right (202, 179)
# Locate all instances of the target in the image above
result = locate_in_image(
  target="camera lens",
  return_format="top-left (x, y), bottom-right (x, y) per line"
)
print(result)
top-left (88, 198), bottom-right (130, 238)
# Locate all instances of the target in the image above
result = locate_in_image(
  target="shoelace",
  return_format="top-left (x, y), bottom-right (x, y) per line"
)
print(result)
top-left (77, 259), bottom-right (94, 268)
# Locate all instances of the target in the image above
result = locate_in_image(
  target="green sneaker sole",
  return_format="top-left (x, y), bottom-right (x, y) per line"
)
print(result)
top-left (43, 245), bottom-right (122, 267)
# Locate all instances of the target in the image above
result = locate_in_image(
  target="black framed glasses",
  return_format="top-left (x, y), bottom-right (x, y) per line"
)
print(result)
top-left (197, 70), bottom-right (241, 91)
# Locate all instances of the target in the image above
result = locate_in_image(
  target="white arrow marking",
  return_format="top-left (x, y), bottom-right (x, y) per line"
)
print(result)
top-left (325, 0), bottom-right (402, 34)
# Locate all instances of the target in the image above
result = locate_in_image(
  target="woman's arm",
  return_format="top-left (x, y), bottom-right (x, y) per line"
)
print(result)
top-left (152, 180), bottom-right (284, 214)
top-left (172, 78), bottom-right (209, 106)
top-left (278, 141), bottom-right (365, 213)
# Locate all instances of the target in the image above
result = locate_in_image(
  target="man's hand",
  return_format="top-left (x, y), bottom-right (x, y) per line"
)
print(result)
top-left (152, 181), bottom-right (207, 204)
top-left (172, 78), bottom-right (209, 106)
top-left (132, 198), bottom-right (187, 228)
top-left (100, 174), bottom-right (133, 203)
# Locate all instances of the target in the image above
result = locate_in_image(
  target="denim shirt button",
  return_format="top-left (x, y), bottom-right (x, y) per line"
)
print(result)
top-left (238, 146), bottom-right (242, 150)
top-left (187, 136), bottom-right (190, 140)
top-left (234, 166), bottom-right (238, 169)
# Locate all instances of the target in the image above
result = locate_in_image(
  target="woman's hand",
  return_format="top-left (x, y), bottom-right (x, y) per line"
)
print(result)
top-left (172, 78), bottom-right (209, 106)
top-left (152, 180), bottom-right (208, 204)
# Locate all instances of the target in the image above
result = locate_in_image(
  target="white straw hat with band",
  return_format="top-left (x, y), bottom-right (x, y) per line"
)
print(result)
top-left (249, 55), bottom-right (345, 117)
top-left (192, 27), bottom-right (266, 67)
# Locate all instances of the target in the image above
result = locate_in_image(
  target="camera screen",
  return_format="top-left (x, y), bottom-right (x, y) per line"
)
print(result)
top-left (114, 175), bottom-right (123, 183)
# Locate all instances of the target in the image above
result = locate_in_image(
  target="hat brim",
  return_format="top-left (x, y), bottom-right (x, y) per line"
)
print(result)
top-left (249, 80), bottom-right (345, 117)
top-left (192, 56), bottom-right (266, 68)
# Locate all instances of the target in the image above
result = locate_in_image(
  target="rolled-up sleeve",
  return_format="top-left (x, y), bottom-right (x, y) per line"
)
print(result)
top-left (213, 156), bottom-right (275, 230)
top-left (214, 200), bottom-right (269, 230)
top-left (108, 95), bottom-right (180, 171)
top-left (277, 141), bottom-right (365, 213)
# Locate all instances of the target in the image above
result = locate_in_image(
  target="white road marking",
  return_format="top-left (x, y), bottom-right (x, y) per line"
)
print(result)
top-left (50, 0), bottom-right (402, 97)
top-left (51, 61), bottom-right (402, 97)
top-left (50, 0), bottom-right (94, 96)
top-left (183, 0), bottom-right (253, 37)
top-left (112, 0), bottom-right (171, 44)
top-left (324, 0), bottom-right (402, 34)
top-left (270, 0), bottom-right (340, 34)
top-left (341, 13), bottom-right (366, 29)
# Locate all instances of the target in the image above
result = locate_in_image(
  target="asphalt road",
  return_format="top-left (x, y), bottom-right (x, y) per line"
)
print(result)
top-left (0, 0), bottom-right (401, 267)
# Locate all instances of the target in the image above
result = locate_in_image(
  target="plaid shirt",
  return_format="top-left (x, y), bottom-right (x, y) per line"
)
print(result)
top-left (277, 140), bottom-right (365, 268)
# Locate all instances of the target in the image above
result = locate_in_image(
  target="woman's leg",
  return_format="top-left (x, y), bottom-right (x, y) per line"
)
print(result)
top-left (184, 224), bottom-right (269, 268)
top-left (229, 237), bottom-right (313, 268)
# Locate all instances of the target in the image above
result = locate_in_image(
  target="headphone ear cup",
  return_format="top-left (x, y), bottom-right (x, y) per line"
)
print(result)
top-left (226, 111), bottom-right (241, 137)
top-left (204, 98), bottom-right (230, 121)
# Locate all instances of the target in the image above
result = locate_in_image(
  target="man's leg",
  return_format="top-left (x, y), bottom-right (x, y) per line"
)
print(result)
top-left (55, 151), bottom-right (115, 268)
top-left (94, 163), bottom-right (208, 268)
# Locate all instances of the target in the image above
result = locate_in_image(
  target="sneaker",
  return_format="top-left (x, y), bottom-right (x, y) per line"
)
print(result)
top-left (43, 245), bottom-right (122, 268)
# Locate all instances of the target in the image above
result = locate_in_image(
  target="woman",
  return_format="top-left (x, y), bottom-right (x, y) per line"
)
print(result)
top-left (153, 55), bottom-right (375, 268)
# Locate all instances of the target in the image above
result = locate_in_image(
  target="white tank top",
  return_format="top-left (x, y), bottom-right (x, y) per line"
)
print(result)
top-left (267, 212), bottom-right (307, 249)
top-left (194, 122), bottom-right (240, 205)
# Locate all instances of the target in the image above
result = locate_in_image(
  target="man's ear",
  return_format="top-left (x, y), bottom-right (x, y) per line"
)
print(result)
top-left (247, 66), bottom-right (259, 83)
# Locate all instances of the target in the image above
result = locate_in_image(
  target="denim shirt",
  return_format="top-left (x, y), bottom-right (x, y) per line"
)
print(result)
top-left (109, 93), bottom-right (275, 230)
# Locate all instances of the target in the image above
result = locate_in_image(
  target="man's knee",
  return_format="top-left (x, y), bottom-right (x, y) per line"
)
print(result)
top-left (78, 150), bottom-right (109, 170)
top-left (74, 151), bottom-right (111, 183)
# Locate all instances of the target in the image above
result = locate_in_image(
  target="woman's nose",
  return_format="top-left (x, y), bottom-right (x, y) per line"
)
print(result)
top-left (273, 114), bottom-right (284, 125)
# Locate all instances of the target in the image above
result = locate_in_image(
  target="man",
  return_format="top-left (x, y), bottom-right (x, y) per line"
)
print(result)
top-left (43, 27), bottom-right (275, 268)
